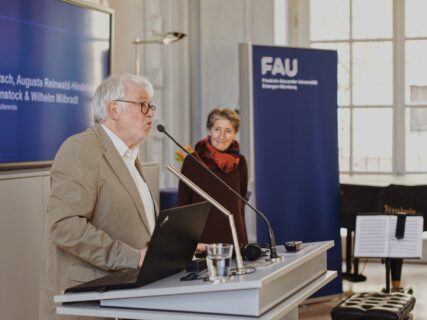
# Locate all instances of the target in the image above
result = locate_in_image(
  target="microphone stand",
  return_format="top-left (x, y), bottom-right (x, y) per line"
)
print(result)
top-left (158, 124), bottom-right (282, 261)
top-left (167, 165), bottom-right (255, 275)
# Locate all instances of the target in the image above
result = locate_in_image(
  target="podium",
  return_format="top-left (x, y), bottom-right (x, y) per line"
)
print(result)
top-left (54, 241), bottom-right (336, 320)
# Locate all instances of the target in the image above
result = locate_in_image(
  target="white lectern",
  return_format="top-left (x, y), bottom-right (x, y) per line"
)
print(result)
top-left (54, 241), bottom-right (336, 320)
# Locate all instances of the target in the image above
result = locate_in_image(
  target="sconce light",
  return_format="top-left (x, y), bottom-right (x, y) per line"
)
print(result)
top-left (132, 32), bottom-right (186, 75)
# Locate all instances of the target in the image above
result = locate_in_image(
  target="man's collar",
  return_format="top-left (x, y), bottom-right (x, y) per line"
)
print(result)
top-left (100, 124), bottom-right (139, 158)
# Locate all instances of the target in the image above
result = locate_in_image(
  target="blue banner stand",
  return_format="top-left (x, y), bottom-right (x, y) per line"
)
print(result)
top-left (239, 43), bottom-right (342, 298)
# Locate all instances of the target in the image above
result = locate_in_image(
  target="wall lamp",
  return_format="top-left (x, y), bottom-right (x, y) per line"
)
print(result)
top-left (132, 32), bottom-right (186, 75)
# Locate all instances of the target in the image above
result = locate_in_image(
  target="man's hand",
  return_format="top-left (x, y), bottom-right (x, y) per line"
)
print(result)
top-left (138, 248), bottom-right (147, 267)
top-left (195, 243), bottom-right (207, 258)
top-left (196, 243), bottom-right (207, 253)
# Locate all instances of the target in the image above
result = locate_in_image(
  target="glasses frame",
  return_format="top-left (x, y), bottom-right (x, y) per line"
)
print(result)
top-left (113, 99), bottom-right (156, 115)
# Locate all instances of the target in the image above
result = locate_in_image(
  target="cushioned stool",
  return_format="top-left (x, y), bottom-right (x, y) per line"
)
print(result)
top-left (331, 292), bottom-right (416, 320)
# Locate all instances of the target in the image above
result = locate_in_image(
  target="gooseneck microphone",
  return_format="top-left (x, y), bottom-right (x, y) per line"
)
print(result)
top-left (157, 124), bottom-right (279, 260)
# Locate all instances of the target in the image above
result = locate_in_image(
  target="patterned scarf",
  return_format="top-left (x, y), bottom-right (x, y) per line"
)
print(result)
top-left (194, 137), bottom-right (240, 173)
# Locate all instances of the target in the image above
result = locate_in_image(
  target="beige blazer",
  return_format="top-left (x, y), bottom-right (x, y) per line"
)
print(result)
top-left (45, 123), bottom-right (155, 319)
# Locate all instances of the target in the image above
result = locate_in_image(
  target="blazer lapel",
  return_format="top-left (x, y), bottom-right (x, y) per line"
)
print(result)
top-left (93, 124), bottom-right (151, 234)
top-left (135, 158), bottom-right (160, 219)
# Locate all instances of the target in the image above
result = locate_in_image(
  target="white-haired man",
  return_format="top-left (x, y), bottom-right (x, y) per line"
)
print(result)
top-left (47, 73), bottom-right (157, 319)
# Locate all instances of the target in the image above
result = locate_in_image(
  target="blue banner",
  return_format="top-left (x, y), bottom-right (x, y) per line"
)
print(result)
top-left (0, 0), bottom-right (111, 164)
top-left (252, 45), bottom-right (342, 297)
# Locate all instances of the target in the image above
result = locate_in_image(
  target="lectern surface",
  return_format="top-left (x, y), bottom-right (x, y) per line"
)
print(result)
top-left (57, 271), bottom-right (336, 320)
top-left (55, 241), bottom-right (336, 319)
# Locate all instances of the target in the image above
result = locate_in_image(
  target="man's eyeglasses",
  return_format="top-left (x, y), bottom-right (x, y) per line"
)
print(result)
top-left (114, 99), bottom-right (156, 114)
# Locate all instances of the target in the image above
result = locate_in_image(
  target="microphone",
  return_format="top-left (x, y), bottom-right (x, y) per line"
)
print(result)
top-left (157, 124), bottom-right (280, 260)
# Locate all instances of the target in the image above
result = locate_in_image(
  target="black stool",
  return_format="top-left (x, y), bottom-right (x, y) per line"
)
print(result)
top-left (331, 292), bottom-right (416, 320)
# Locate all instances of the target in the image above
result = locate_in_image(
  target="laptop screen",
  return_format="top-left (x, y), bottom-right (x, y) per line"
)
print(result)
top-left (64, 201), bottom-right (211, 293)
top-left (137, 201), bottom-right (211, 285)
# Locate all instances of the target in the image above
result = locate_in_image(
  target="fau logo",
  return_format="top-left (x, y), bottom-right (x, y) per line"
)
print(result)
top-left (261, 57), bottom-right (298, 77)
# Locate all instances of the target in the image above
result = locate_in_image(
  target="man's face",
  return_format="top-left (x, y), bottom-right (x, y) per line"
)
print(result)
top-left (116, 82), bottom-right (155, 148)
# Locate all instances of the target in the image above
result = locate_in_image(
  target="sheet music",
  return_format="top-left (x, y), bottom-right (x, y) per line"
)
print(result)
top-left (354, 216), bottom-right (389, 257)
top-left (354, 215), bottom-right (424, 258)
top-left (388, 216), bottom-right (423, 258)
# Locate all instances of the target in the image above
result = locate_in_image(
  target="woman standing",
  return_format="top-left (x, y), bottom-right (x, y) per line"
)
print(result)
top-left (178, 107), bottom-right (248, 246)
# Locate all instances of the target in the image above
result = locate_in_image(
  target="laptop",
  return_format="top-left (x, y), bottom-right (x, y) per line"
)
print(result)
top-left (64, 201), bottom-right (211, 293)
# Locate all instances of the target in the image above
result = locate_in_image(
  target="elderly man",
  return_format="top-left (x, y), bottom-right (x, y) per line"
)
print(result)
top-left (47, 74), bottom-right (157, 319)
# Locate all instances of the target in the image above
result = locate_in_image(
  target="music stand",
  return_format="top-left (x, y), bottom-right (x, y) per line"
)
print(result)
top-left (340, 184), bottom-right (384, 282)
top-left (354, 213), bottom-right (424, 293)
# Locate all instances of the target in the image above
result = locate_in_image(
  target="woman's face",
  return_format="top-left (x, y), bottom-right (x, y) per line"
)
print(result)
top-left (208, 118), bottom-right (236, 151)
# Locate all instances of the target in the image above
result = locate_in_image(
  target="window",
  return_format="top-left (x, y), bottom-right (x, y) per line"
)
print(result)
top-left (292, 0), bottom-right (427, 173)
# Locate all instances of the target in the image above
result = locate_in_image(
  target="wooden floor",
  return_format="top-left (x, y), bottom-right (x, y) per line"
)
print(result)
top-left (299, 261), bottom-right (426, 319)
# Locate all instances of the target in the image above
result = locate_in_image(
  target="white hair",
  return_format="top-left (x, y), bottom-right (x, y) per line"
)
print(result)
top-left (92, 73), bottom-right (154, 122)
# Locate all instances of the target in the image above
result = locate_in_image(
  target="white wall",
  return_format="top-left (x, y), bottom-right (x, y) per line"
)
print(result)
top-left (190, 0), bottom-right (280, 143)
top-left (0, 170), bottom-right (50, 320)
top-left (108, 0), bottom-right (143, 75)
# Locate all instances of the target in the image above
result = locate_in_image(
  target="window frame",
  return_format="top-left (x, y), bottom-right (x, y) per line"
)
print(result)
top-left (289, 0), bottom-right (427, 174)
